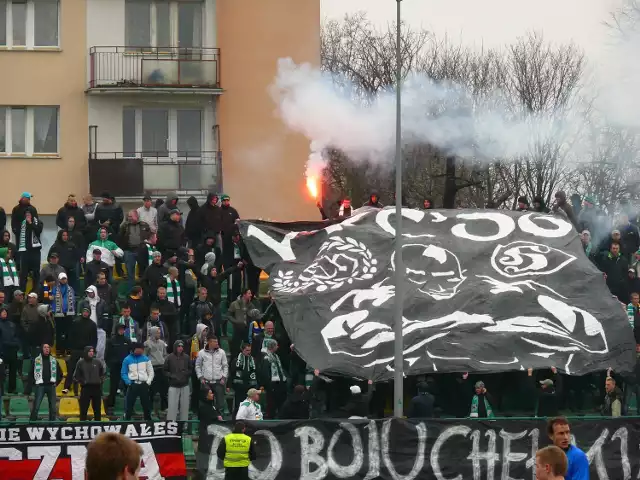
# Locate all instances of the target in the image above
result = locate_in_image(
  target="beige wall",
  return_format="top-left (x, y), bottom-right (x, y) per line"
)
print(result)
top-left (0, 0), bottom-right (87, 215)
top-left (217, 0), bottom-right (320, 222)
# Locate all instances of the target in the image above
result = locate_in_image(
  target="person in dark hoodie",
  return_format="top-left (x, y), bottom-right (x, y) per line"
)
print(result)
top-left (49, 230), bottom-right (80, 292)
top-left (278, 385), bottom-right (310, 419)
top-left (341, 381), bottom-right (374, 418)
top-left (74, 345), bottom-right (105, 421)
top-left (552, 191), bottom-right (578, 229)
top-left (0, 306), bottom-right (20, 393)
top-left (219, 194), bottom-right (240, 250)
top-left (198, 192), bottom-right (223, 241)
top-left (84, 249), bottom-right (111, 288)
top-left (532, 196), bottom-right (551, 213)
top-left (62, 306), bottom-right (98, 395)
top-left (189, 287), bottom-right (215, 334)
top-left (66, 216), bottom-right (86, 256)
top-left (517, 196), bottom-right (530, 211)
top-left (363, 192), bottom-right (383, 208)
top-left (157, 192), bottom-right (179, 226)
top-left (223, 230), bottom-right (252, 302)
top-left (199, 385), bottom-right (223, 423)
top-left (141, 251), bottom-right (167, 299)
top-left (105, 323), bottom-right (131, 409)
top-left (195, 231), bottom-right (222, 273)
top-left (94, 272), bottom-right (116, 314)
top-left (29, 343), bottom-right (63, 421)
top-left (408, 381), bottom-right (435, 418)
top-left (94, 192), bottom-right (124, 237)
top-left (151, 288), bottom-right (177, 342)
top-left (11, 192), bottom-right (38, 244)
top-left (157, 209), bottom-right (185, 257)
top-left (17, 208), bottom-right (43, 292)
top-left (136, 231), bottom-right (159, 277)
top-left (203, 263), bottom-right (239, 336)
top-left (56, 194), bottom-right (87, 231)
top-left (164, 339), bottom-right (193, 422)
top-left (0, 230), bottom-right (16, 260)
top-left (184, 196), bottom-right (201, 247)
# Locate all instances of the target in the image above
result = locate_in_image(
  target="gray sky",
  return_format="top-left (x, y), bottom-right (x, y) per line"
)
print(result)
top-left (322, 0), bottom-right (621, 59)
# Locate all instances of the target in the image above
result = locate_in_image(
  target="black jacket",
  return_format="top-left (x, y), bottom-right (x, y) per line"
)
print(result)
top-left (94, 202), bottom-right (124, 236)
top-left (278, 391), bottom-right (310, 419)
top-left (408, 392), bottom-right (435, 418)
top-left (74, 346), bottom-right (104, 385)
top-left (598, 252), bottom-right (629, 301)
top-left (195, 233), bottom-right (223, 271)
top-left (0, 316), bottom-right (20, 351)
top-left (56, 203), bottom-right (87, 231)
top-left (142, 263), bottom-right (168, 297)
top-left (157, 219), bottom-right (185, 256)
top-left (220, 205), bottom-right (240, 237)
top-left (155, 299), bottom-right (178, 327)
top-left (199, 193), bottom-right (223, 235)
top-left (190, 300), bottom-right (214, 325)
top-left (49, 231), bottom-right (80, 271)
top-left (125, 296), bottom-right (149, 324)
top-left (105, 332), bottom-right (132, 366)
top-left (11, 202), bottom-right (38, 237)
top-left (70, 314), bottom-right (98, 351)
top-left (184, 196), bottom-right (201, 244)
top-left (85, 260), bottom-right (111, 287)
top-left (164, 341), bottom-right (192, 387)
top-left (136, 241), bottom-right (156, 275)
top-left (202, 266), bottom-right (237, 306)
top-left (17, 214), bottom-right (43, 251)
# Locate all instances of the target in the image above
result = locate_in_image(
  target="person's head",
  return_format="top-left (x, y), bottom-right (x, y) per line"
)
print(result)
top-left (206, 389), bottom-right (215, 401)
top-left (265, 339), bottom-right (278, 353)
top-left (198, 287), bottom-right (207, 300)
top-left (209, 266), bottom-right (218, 278)
top-left (128, 209), bottom-right (139, 223)
top-left (97, 272), bottom-right (107, 285)
top-left (152, 251), bottom-right (162, 264)
top-left (174, 340), bottom-right (184, 355)
top-left (221, 194), bottom-right (230, 207)
top-left (423, 199), bottom-right (431, 209)
top-left (93, 249), bottom-right (102, 261)
top-left (147, 232), bottom-right (157, 246)
top-left (133, 342), bottom-right (144, 356)
top-left (58, 272), bottom-right (68, 285)
top-left (85, 432), bottom-right (142, 480)
top-left (1, 231), bottom-right (9, 243)
top-left (28, 292), bottom-right (38, 304)
top-left (13, 290), bottom-right (24, 302)
top-left (474, 381), bottom-right (485, 395)
top-left (547, 417), bottom-right (571, 449)
top-left (535, 446), bottom-right (568, 480)
top-left (580, 230), bottom-right (590, 245)
top-left (20, 192), bottom-right (31, 205)
top-left (86, 346), bottom-right (95, 358)
top-left (209, 193), bottom-right (219, 206)
top-left (168, 266), bottom-right (178, 279)
top-left (116, 323), bottom-right (126, 336)
top-left (99, 227), bottom-right (108, 240)
top-left (0, 308), bottom-right (7, 320)
top-left (203, 310), bottom-right (213, 323)
top-left (157, 287), bottom-right (166, 300)
top-left (101, 192), bottom-right (113, 205)
top-left (61, 230), bottom-right (69, 242)
top-left (264, 321), bottom-right (275, 336)
top-left (605, 376), bottom-right (616, 393)
top-left (232, 230), bottom-right (240, 244)
top-left (0, 291), bottom-right (5, 305)
top-left (42, 344), bottom-right (51, 356)
top-left (169, 210), bottom-right (181, 222)
top-left (610, 241), bottom-right (621, 256)
top-left (370, 193), bottom-right (378, 204)
top-left (554, 191), bottom-right (566, 205)
top-left (205, 235), bottom-right (215, 246)
top-left (149, 306), bottom-right (160, 321)
top-left (82, 306), bottom-right (91, 318)
top-left (152, 326), bottom-right (160, 340)
top-left (84, 193), bottom-right (93, 205)
top-left (143, 195), bottom-right (152, 209)
top-left (49, 253), bottom-right (59, 264)
top-left (24, 209), bottom-right (33, 223)
top-left (612, 229), bottom-right (621, 241)
top-left (242, 288), bottom-right (252, 303)
top-left (540, 378), bottom-right (554, 390)
top-left (86, 287), bottom-right (96, 299)
top-left (207, 334), bottom-right (219, 350)
top-left (632, 292), bottom-right (640, 305)
top-left (130, 286), bottom-right (142, 298)
top-left (121, 305), bottom-right (131, 318)
top-left (241, 343), bottom-right (252, 356)
top-left (67, 194), bottom-right (77, 208)
top-left (45, 275), bottom-right (55, 288)
top-left (246, 388), bottom-right (260, 402)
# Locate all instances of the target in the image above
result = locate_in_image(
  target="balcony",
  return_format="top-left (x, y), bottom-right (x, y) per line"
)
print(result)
top-left (88, 151), bottom-right (223, 199)
top-left (87, 46), bottom-right (222, 94)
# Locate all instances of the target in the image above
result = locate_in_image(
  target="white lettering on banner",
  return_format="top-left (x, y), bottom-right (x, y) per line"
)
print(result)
top-left (297, 425), bottom-right (329, 480)
top-left (375, 208), bottom-right (425, 236)
top-left (0, 447), bottom-right (21, 460)
top-left (468, 429), bottom-right (499, 480)
top-left (362, 421), bottom-right (380, 480)
top-left (140, 443), bottom-right (164, 480)
top-left (452, 213), bottom-right (516, 242)
top-left (327, 423), bottom-right (364, 478)
top-left (29, 446), bottom-right (60, 480)
top-left (26, 427), bottom-right (45, 441)
top-left (246, 226), bottom-right (297, 261)
top-left (611, 428), bottom-right (631, 480)
top-left (206, 424), bottom-right (231, 480)
top-left (68, 445), bottom-right (87, 480)
top-left (586, 428), bottom-right (609, 480)
top-left (430, 425), bottom-right (471, 480)
top-left (499, 429), bottom-right (527, 480)
top-left (381, 420), bottom-right (427, 480)
top-left (518, 213), bottom-right (573, 238)
top-left (47, 427), bottom-right (59, 439)
top-left (61, 426), bottom-right (74, 440)
top-left (524, 429), bottom-right (539, 480)
top-left (250, 430), bottom-right (283, 480)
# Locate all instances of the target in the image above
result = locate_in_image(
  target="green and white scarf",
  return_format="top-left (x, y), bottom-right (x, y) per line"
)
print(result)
top-left (117, 316), bottom-right (138, 342)
top-left (34, 354), bottom-right (57, 385)
top-left (233, 353), bottom-right (257, 386)
top-left (18, 219), bottom-right (41, 252)
top-left (266, 351), bottom-right (286, 383)
top-left (0, 258), bottom-right (19, 287)
top-left (146, 242), bottom-right (156, 266)
top-left (166, 275), bottom-right (181, 307)
top-left (470, 395), bottom-right (494, 418)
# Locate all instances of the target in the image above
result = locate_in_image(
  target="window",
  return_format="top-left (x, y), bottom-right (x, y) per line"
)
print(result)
top-left (0, 0), bottom-right (58, 48)
top-left (122, 107), bottom-right (202, 156)
top-left (125, 0), bottom-right (202, 49)
top-left (0, 106), bottom-right (59, 155)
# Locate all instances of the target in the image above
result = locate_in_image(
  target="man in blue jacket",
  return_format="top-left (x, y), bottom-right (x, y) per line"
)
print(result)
top-left (547, 417), bottom-right (589, 480)
top-left (121, 342), bottom-right (154, 421)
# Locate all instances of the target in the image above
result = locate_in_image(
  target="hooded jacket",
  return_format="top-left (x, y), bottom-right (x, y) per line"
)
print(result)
top-left (78, 286), bottom-right (110, 331)
top-left (189, 298), bottom-right (215, 326)
top-left (84, 258), bottom-right (111, 287)
top-left (278, 389), bottom-right (310, 419)
top-left (157, 192), bottom-right (179, 226)
top-left (364, 193), bottom-right (384, 208)
top-left (190, 323), bottom-right (208, 361)
top-left (196, 234), bottom-right (222, 273)
top-left (142, 315), bottom-right (168, 342)
top-left (144, 327), bottom-right (168, 367)
top-left (0, 308), bottom-right (19, 350)
top-left (184, 196), bottom-right (201, 243)
top-left (105, 328), bottom-right (132, 366)
top-left (17, 210), bottom-right (43, 251)
top-left (157, 216), bottom-right (186, 255)
top-left (74, 346), bottom-right (104, 385)
top-left (56, 202), bottom-right (87, 231)
top-left (164, 340), bottom-right (192, 387)
top-left (552, 191), bottom-right (578, 228)
top-left (70, 311), bottom-right (98, 351)
top-left (121, 351), bottom-right (154, 385)
top-left (220, 203), bottom-right (240, 238)
top-left (49, 230), bottom-right (80, 271)
top-left (195, 344), bottom-right (228, 382)
top-left (86, 229), bottom-right (124, 267)
top-left (199, 193), bottom-right (223, 235)
top-left (94, 200), bottom-right (124, 236)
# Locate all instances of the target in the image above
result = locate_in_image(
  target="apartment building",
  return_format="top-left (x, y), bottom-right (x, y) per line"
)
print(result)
top-left (0, 0), bottom-right (319, 221)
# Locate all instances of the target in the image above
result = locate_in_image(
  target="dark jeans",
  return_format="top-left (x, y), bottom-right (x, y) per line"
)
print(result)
top-left (106, 361), bottom-right (123, 407)
top-left (79, 384), bottom-right (102, 421)
top-left (124, 250), bottom-right (138, 293)
top-left (166, 321), bottom-right (180, 354)
top-left (63, 267), bottom-right (79, 294)
top-left (205, 381), bottom-right (226, 414)
top-left (55, 315), bottom-right (72, 352)
top-left (63, 350), bottom-right (83, 394)
top-left (266, 382), bottom-right (287, 419)
top-left (149, 367), bottom-right (168, 409)
top-left (125, 382), bottom-right (152, 420)
top-left (225, 467), bottom-right (249, 480)
top-left (3, 348), bottom-right (19, 393)
top-left (30, 384), bottom-right (56, 420)
top-left (19, 250), bottom-right (41, 293)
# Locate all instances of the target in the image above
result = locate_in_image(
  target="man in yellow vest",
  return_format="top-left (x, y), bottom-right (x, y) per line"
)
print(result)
top-left (216, 421), bottom-right (255, 480)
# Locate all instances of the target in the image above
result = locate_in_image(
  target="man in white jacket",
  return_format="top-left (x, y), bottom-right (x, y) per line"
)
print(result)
top-left (195, 334), bottom-right (228, 415)
top-left (121, 342), bottom-right (155, 421)
top-left (235, 388), bottom-right (263, 421)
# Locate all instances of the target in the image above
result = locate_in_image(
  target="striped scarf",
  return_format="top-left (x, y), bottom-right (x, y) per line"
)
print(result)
top-left (18, 219), bottom-right (41, 252)
top-left (117, 315), bottom-right (138, 342)
top-left (0, 258), bottom-right (19, 287)
top-left (146, 242), bottom-right (156, 266)
top-left (53, 285), bottom-right (75, 316)
top-left (34, 354), bottom-right (57, 385)
top-left (266, 351), bottom-right (286, 383)
top-left (233, 353), bottom-right (256, 386)
top-left (165, 275), bottom-right (181, 307)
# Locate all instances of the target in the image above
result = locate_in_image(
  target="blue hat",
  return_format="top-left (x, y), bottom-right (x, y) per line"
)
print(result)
top-left (20, 192), bottom-right (31, 199)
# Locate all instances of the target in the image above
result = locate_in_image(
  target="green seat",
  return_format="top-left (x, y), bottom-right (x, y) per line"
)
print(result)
top-left (9, 397), bottom-right (30, 416)
top-left (38, 399), bottom-right (50, 415)
top-left (102, 376), bottom-right (110, 395)
top-left (22, 361), bottom-right (31, 376)
top-left (183, 437), bottom-right (195, 457)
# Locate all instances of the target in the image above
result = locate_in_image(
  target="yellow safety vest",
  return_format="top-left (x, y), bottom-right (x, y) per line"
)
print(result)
top-left (223, 433), bottom-right (252, 468)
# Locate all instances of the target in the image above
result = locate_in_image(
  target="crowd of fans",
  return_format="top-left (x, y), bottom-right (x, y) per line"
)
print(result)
top-left (0, 189), bottom-right (635, 424)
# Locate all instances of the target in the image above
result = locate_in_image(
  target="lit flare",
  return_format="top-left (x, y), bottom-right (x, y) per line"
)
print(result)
top-left (306, 176), bottom-right (319, 199)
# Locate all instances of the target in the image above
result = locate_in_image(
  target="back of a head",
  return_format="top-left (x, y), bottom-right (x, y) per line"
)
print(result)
top-left (86, 432), bottom-right (142, 480)
top-left (234, 421), bottom-right (246, 434)
top-left (536, 445), bottom-right (568, 478)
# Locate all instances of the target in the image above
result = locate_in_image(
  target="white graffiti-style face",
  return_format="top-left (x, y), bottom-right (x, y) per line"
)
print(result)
top-left (391, 244), bottom-right (466, 300)
top-left (491, 241), bottom-right (576, 278)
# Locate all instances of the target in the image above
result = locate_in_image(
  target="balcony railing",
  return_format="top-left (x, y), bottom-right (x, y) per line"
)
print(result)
top-left (88, 46), bottom-right (221, 91)
top-left (88, 151), bottom-right (223, 197)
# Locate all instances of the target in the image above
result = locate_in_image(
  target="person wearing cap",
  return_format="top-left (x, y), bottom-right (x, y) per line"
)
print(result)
top-left (17, 208), bottom-right (43, 293)
top-left (121, 342), bottom-right (154, 421)
top-left (157, 192), bottom-right (179, 226)
top-left (235, 388), bottom-right (263, 421)
top-left (86, 226), bottom-right (124, 272)
top-left (85, 248), bottom-right (111, 288)
top-left (11, 192), bottom-right (38, 244)
top-left (39, 251), bottom-right (66, 288)
top-left (94, 192), bottom-right (124, 238)
top-left (627, 267), bottom-right (640, 303)
top-left (63, 305), bottom-right (98, 395)
top-left (527, 367), bottom-right (561, 417)
top-left (138, 195), bottom-right (159, 233)
top-left (51, 272), bottom-right (76, 355)
top-left (56, 194), bottom-right (87, 231)
top-left (105, 322), bottom-right (132, 409)
top-left (469, 380), bottom-right (495, 418)
top-left (157, 209), bottom-right (185, 258)
top-left (164, 339), bottom-right (192, 422)
top-left (49, 229), bottom-right (81, 292)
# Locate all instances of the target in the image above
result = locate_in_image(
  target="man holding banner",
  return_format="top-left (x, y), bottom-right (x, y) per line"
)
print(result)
top-left (216, 421), bottom-right (255, 480)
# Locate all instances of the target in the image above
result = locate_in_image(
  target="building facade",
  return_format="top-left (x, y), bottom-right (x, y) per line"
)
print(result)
top-left (0, 0), bottom-right (319, 221)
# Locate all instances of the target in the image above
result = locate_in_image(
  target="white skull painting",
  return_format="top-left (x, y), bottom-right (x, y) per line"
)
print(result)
top-left (391, 244), bottom-right (466, 300)
top-left (491, 241), bottom-right (576, 278)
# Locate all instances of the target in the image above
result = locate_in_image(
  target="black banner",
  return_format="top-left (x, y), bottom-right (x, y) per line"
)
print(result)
top-left (0, 421), bottom-right (186, 479)
top-left (239, 208), bottom-right (635, 379)
top-left (199, 418), bottom-right (636, 480)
